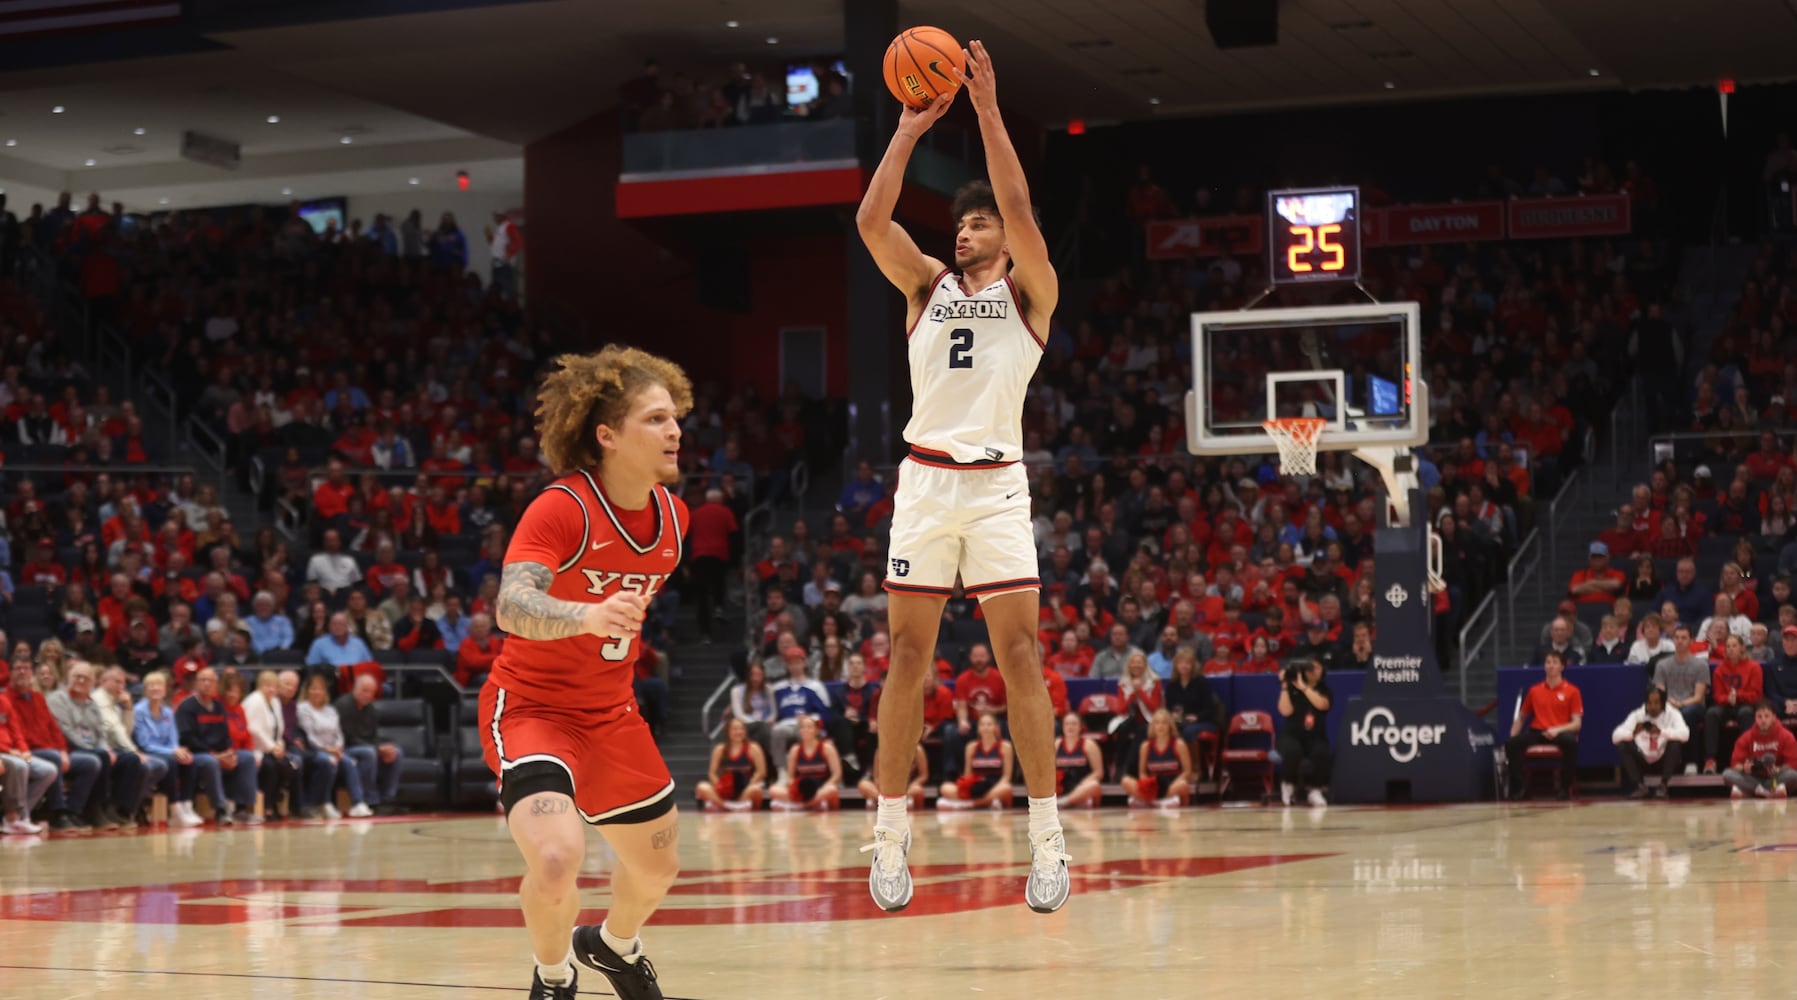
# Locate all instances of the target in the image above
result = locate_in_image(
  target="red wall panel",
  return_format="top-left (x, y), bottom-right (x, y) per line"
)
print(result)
top-left (525, 110), bottom-right (851, 398)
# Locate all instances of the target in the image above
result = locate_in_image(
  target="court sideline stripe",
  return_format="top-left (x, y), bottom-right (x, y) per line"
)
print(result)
top-left (0, 963), bottom-right (711, 1000)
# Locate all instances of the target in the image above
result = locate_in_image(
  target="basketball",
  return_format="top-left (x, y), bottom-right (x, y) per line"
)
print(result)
top-left (883, 25), bottom-right (965, 110)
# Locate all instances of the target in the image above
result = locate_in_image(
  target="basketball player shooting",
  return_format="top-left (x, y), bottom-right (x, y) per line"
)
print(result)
top-left (479, 347), bottom-right (691, 1000)
top-left (853, 39), bottom-right (1070, 915)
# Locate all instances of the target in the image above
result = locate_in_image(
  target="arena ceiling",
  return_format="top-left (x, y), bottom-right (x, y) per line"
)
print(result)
top-left (201, 0), bottom-right (1797, 137)
top-left (0, 0), bottom-right (1789, 198)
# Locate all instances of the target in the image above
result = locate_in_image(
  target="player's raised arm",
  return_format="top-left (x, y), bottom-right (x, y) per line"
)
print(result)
top-left (855, 94), bottom-right (956, 299)
top-left (959, 40), bottom-right (1057, 318)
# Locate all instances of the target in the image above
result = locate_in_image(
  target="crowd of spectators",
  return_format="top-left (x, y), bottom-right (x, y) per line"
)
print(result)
top-left (0, 142), bottom-right (1700, 819)
top-left (0, 647), bottom-right (410, 833)
top-left (1522, 239), bottom-right (1797, 791)
top-left (0, 189), bottom-right (804, 832)
top-left (0, 186), bottom-right (822, 656)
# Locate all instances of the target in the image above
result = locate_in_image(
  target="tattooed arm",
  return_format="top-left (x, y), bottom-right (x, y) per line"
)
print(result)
top-left (495, 562), bottom-right (592, 641)
top-left (496, 561), bottom-right (649, 643)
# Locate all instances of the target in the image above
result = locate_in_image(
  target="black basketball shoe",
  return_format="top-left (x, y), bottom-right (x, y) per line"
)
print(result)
top-left (528, 966), bottom-right (577, 1000)
top-left (573, 925), bottom-right (664, 1000)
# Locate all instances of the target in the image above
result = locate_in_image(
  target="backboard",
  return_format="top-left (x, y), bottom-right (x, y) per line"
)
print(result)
top-left (1185, 301), bottom-right (1427, 457)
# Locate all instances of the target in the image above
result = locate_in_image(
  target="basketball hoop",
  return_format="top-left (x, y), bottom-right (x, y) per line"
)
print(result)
top-left (1263, 417), bottom-right (1327, 475)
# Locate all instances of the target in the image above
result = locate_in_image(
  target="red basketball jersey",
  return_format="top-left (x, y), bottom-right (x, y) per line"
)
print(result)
top-left (488, 469), bottom-right (688, 711)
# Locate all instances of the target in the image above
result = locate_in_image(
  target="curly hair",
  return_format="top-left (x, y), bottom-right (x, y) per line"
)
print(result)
top-left (949, 179), bottom-right (1042, 230)
top-left (950, 180), bottom-right (1000, 225)
top-left (535, 346), bottom-right (694, 476)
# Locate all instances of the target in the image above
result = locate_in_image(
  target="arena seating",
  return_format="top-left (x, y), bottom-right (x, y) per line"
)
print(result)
top-left (0, 151), bottom-right (1708, 815)
top-left (1514, 239), bottom-right (1797, 790)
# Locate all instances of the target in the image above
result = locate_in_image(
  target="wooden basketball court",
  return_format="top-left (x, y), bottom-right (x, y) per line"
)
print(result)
top-left (2, 801), bottom-right (1790, 998)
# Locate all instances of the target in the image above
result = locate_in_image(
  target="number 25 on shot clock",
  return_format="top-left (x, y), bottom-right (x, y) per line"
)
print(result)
top-left (1285, 223), bottom-right (1346, 274)
top-left (1268, 186), bottom-right (1361, 285)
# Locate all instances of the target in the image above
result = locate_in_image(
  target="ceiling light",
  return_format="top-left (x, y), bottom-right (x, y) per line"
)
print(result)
top-left (3, 139), bottom-right (14, 147)
top-left (84, 159), bottom-right (95, 167)
top-left (1148, 97), bottom-right (1161, 105)
top-left (281, 187), bottom-right (292, 195)
top-left (339, 136), bottom-right (353, 144)
top-left (765, 36), bottom-right (778, 44)
top-left (408, 177), bottom-right (420, 185)
top-left (266, 115), bottom-right (280, 124)
top-left (1383, 81), bottom-right (1396, 89)
top-left (133, 127), bottom-right (146, 136)
top-left (725, 19), bottom-right (738, 27)
top-left (158, 197), bottom-right (169, 205)
top-left (52, 105), bottom-right (64, 114)
top-left (1588, 68), bottom-right (1600, 77)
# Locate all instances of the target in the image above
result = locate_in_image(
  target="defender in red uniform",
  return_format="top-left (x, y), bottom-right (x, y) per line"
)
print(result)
top-left (480, 346), bottom-right (690, 1000)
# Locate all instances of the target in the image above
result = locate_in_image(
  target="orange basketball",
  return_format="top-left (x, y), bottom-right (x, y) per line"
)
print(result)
top-left (883, 25), bottom-right (965, 110)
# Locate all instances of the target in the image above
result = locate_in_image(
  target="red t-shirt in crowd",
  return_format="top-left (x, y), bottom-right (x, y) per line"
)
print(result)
top-left (1042, 667), bottom-right (1069, 717)
top-left (954, 667), bottom-right (1008, 716)
top-left (1596, 528), bottom-right (1640, 560)
top-left (1731, 722), bottom-right (1797, 770)
top-left (1746, 450), bottom-right (1790, 482)
top-left (313, 480), bottom-right (355, 520)
top-left (922, 685), bottom-right (956, 728)
top-left (1520, 679), bottom-right (1583, 732)
top-left (225, 702), bottom-right (254, 751)
top-left (687, 501), bottom-right (738, 562)
top-left (1045, 647), bottom-right (1094, 677)
top-left (1568, 567), bottom-right (1624, 604)
top-left (0, 694), bottom-right (31, 755)
top-left (2, 687), bottom-right (66, 751)
top-left (18, 561), bottom-right (66, 588)
top-left (1210, 618), bottom-right (1251, 650)
top-left (422, 456), bottom-right (465, 492)
top-left (425, 500), bottom-right (461, 537)
top-left (1712, 658), bottom-right (1764, 707)
top-left (1727, 588), bottom-right (1760, 621)
top-left (455, 634), bottom-right (505, 687)
top-left (365, 562), bottom-right (408, 596)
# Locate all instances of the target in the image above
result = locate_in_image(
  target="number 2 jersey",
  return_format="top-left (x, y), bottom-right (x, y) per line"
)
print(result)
top-left (488, 468), bottom-right (688, 712)
top-left (902, 267), bottom-right (1045, 464)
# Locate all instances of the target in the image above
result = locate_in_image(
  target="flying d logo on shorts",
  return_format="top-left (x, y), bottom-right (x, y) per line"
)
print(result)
top-left (891, 558), bottom-right (911, 577)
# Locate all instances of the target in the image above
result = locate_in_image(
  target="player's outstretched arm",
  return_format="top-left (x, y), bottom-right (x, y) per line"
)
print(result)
top-left (855, 95), bottom-right (955, 298)
top-left (958, 40), bottom-right (1057, 318)
top-left (496, 562), bottom-right (645, 642)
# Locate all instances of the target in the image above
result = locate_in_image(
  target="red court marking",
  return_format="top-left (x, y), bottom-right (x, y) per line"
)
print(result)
top-left (1, 854), bottom-right (1332, 928)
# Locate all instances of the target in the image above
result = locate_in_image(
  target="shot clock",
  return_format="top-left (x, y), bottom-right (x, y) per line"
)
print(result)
top-left (1268, 186), bottom-right (1360, 284)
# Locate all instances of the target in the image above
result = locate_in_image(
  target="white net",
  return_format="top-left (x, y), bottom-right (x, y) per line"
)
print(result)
top-left (1263, 417), bottom-right (1327, 476)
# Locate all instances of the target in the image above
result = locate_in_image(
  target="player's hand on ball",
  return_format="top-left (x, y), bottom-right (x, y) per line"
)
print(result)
top-left (898, 88), bottom-right (955, 137)
top-left (960, 40), bottom-right (996, 112)
top-left (584, 592), bottom-right (648, 640)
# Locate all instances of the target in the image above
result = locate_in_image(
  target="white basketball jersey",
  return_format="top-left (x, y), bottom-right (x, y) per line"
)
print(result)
top-left (902, 268), bottom-right (1045, 464)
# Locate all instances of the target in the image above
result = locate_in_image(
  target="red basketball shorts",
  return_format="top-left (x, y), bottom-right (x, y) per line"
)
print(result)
top-left (479, 682), bottom-right (675, 825)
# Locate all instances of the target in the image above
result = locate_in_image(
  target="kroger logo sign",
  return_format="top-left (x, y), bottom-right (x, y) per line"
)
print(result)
top-left (1348, 706), bottom-right (1448, 763)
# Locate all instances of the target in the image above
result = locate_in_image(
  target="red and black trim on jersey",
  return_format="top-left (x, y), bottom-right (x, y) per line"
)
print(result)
top-left (576, 469), bottom-right (682, 561)
top-left (907, 446), bottom-right (1016, 470)
top-left (906, 268), bottom-right (955, 339)
top-left (1003, 275), bottom-right (1047, 351)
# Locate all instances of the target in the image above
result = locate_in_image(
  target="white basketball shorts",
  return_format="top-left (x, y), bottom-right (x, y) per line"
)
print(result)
top-left (884, 446), bottom-right (1039, 600)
